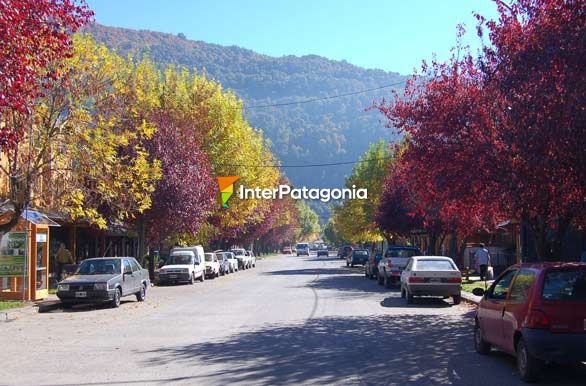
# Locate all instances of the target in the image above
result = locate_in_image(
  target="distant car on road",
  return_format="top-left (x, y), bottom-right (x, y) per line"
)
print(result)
top-left (214, 251), bottom-right (231, 275)
top-left (377, 246), bottom-right (422, 288)
top-left (347, 249), bottom-right (369, 267)
top-left (296, 242), bottom-right (310, 256)
top-left (224, 251), bottom-right (238, 273)
top-left (246, 250), bottom-right (256, 268)
top-left (317, 248), bottom-right (329, 257)
top-left (473, 262), bottom-right (586, 383)
top-left (231, 248), bottom-right (249, 269)
top-left (339, 245), bottom-right (354, 260)
top-left (282, 246), bottom-right (292, 254)
top-left (400, 256), bottom-right (461, 305)
top-left (57, 257), bottom-right (149, 308)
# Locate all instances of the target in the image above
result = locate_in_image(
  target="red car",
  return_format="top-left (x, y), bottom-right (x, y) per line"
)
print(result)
top-left (473, 262), bottom-right (586, 382)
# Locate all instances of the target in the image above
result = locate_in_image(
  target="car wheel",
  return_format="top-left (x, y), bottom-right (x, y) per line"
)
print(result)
top-left (452, 294), bottom-right (461, 305)
top-left (136, 283), bottom-right (147, 302)
top-left (474, 321), bottom-right (491, 355)
top-left (517, 337), bottom-right (542, 383)
top-left (111, 288), bottom-right (121, 308)
top-left (200, 273), bottom-right (205, 282)
top-left (189, 272), bottom-right (195, 285)
top-left (406, 289), bottom-right (414, 304)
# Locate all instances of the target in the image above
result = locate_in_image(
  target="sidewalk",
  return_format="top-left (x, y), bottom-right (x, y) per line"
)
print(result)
top-left (0, 294), bottom-right (61, 322)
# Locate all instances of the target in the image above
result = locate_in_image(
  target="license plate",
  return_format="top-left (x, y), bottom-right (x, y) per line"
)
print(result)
top-left (429, 278), bottom-right (441, 283)
top-left (170, 275), bottom-right (177, 279)
top-left (75, 291), bottom-right (87, 298)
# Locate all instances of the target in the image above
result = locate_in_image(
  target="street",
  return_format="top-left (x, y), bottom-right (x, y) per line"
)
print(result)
top-left (1, 253), bottom-right (585, 386)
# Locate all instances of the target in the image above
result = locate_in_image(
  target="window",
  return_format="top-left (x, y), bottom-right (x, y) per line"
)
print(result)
top-left (415, 260), bottom-right (456, 271)
top-left (405, 259), bottom-right (413, 271)
top-left (123, 259), bottom-right (132, 274)
top-left (130, 259), bottom-right (140, 272)
top-left (509, 269), bottom-right (536, 301)
top-left (385, 248), bottom-right (420, 258)
top-left (488, 269), bottom-right (517, 300)
top-left (542, 268), bottom-right (586, 301)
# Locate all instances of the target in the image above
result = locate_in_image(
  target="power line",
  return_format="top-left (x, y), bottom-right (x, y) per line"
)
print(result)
top-left (243, 80), bottom-right (407, 109)
top-left (221, 156), bottom-right (394, 169)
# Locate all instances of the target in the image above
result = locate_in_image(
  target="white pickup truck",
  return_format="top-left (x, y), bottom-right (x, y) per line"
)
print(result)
top-left (377, 246), bottom-right (422, 288)
top-left (158, 246), bottom-right (206, 285)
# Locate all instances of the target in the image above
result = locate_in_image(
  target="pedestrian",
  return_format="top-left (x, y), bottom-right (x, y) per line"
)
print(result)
top-left (55, 243), bottom-right (74, 281)
top-left (474, 243), bottom-right (491, 281)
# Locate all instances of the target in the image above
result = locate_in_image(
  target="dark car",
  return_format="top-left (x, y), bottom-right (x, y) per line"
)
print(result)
top-left (317, 249), bottom-right (329, 257)
top-left (57, 257), bottom-right (150, 309)
top-left (473, 262), bottom-right (586, 382)
top-left (347, 249), bottom-right (369, 267)
top-left (339, 245), bottom-right (354, 260)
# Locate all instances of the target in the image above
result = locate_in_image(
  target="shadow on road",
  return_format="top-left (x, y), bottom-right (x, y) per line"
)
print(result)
top-left (137, 314), bottom-right (585, 386)
top-left (380, 295), bottom-right (454, 308)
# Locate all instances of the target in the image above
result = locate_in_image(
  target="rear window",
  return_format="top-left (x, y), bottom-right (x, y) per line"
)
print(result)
top-left (542, 268), bottom-right (586, 301)
top-left (385, 248), bottom-right (420, 258)
top-left (204, 253), bottom-right (214, 262)
top-left (297, 243), bottom-right (308, 248)
top-left (415, 260), bottom-right (455, 271)
top-left (354, 250), bottom-right (368, 256)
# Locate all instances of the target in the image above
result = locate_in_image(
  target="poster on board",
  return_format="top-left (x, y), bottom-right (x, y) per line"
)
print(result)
top-left (0, 232), bottom-right (27, 277)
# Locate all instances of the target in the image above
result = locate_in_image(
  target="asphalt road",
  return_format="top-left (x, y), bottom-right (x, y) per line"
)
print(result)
top-left (1, 253), bottom-right (584, 386)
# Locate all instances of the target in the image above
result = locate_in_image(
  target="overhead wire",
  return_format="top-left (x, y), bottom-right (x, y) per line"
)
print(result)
top-left (220, 156), bottom-right (394, 169)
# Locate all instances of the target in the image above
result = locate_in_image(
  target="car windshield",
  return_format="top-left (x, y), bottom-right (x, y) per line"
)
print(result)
top-left (542, 268), bottom-right (586, 301)
top-left (297, 244), bottom-right (308, 249)
top-left (415, 260), bottom-right (455, 271)
top-left (215, 253), bottom-right (224, 260)
top-left (232, 250), bottom-right (244, 256)
top-left (354, 250), bottom-right (368, 256)
top-left (77, 259), bottom-right (121, 275)
top-left (166, 254), bottom-right (193, 265)
top-left (204, 253), bottom-right (214, 262)
top-left (385, 248), bottom-right (419, 258)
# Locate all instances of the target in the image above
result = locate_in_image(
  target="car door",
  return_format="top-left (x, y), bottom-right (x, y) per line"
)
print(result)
top-left (501, 268), bottom-right (537, 354)
top-left (122, 259), bottom-right (137, 295)
top-left (130, 259), bottom-right (143, 290)
top-left (478, 269), bottom-right (518, 349)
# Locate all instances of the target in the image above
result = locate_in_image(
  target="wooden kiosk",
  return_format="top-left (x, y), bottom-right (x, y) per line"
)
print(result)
top-left (0, 210), bottom-right (59, 301)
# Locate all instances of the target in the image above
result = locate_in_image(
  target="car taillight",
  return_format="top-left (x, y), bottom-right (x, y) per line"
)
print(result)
top-left (524, 309), bottom-right (550, 330)
top-left (447, 277), bottom-right (462, 283)
top-left (409, 277), bottom-right (424, 283)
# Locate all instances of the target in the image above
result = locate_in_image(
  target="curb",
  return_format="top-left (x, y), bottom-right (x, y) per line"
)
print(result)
top-left (461, 291), bottom-right (481, 305)
top-left (37, 300), bottom-right (62, 313)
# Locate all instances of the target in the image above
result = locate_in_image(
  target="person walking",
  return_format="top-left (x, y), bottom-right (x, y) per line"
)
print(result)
top-left (55, 243), bottom-right (74, 281)
top-left (474, 243), bottom-right (491, 281)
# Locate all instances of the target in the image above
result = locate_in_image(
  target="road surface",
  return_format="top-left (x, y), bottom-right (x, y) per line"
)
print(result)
top-left (1, 253), bottom-right (584, 386)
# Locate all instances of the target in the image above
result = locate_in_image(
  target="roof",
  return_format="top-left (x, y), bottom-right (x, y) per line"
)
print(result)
top-left (510, 262), bottom-right (586, 270)
top-left (412, 255), bottom-right (454, 260)
top-left (387, 245), bottom-right (420, 250)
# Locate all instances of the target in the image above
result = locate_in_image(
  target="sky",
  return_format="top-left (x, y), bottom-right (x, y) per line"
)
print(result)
top-left (86, 0), bottom-right (500, 75)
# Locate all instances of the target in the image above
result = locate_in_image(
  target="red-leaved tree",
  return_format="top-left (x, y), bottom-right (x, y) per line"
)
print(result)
top-left (0, 0), bottom-right (93, 149)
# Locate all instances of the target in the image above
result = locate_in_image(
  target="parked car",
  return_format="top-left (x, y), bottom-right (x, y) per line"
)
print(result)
top-left (400, 256), bottom-right (462, 304)
top-left (204, 252), bottom-right (221, 279)
top-left (57, 257), bottom-right (149, 308)
top-left (364, 251), bottom-right (383, 279)
top-left (214, 251), bottom-right (231, 275)
top-left (339, 245), bottom-right (353, 260)
top-left (282, 245), bottom-right (292, 254)
top-left (246, 250), bottom-right (256, 268)
top-left (224, 251), bottom-right (239, 273)
top-left (317, 248), bottom-right (329, 257)
top-left (158, 246), bottom-right (205, 284)
top-left (347, 249), bottom-right (369, 267)
top-left (296, 242), bottom-right (310, 256)
top-left (231, 248), bottom-right (249, 269)
top-left (377, 246), bottom-right (422, 288)
top-left (473, 262), bottom-right (586, 382)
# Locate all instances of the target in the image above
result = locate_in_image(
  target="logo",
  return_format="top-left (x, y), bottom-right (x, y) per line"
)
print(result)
top-left (217, 176), bottom-right (240, 208)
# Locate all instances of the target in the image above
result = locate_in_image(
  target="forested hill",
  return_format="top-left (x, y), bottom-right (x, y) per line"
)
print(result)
top-left (85, 24), bottom-right (408, 190)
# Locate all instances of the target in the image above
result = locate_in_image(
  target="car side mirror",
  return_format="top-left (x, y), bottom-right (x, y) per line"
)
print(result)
top-left (124, 271), bottom-right (132, 276)
top-left (472, 288), bottom-right (485, 297)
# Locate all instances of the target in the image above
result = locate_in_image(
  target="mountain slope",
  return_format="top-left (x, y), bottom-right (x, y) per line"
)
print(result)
top-left (85, 24), bottom-right (406, 191)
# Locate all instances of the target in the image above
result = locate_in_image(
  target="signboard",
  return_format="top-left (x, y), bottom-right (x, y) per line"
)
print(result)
top-left (0, 232), bottom-right (27, 277)
top-left (36, 233), bottom-right (47, 243)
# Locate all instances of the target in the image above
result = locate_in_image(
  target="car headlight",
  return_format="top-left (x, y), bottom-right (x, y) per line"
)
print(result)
top-left (94, 283), bottom-right (107, 290)
top-left (58, 284), bottom-right (69, 291)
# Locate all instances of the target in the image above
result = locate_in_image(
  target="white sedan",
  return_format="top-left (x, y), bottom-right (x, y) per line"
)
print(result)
top-left (400, 256), bottom-right (462, 305)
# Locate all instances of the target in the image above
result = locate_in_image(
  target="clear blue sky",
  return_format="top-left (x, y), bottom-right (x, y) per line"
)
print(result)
top-left (86, 0), bottom-right (499, 75)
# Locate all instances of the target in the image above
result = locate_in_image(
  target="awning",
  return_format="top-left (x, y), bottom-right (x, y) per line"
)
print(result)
top-left (22, 209), bottom-right (61, 227)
